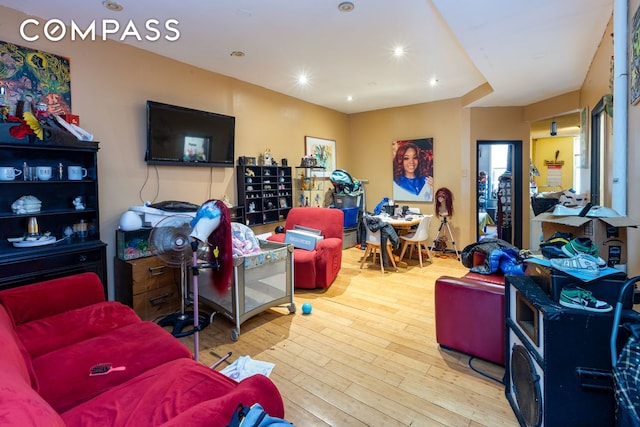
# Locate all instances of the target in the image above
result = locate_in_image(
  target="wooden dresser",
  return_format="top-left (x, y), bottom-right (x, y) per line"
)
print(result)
top-left (114, 255), bottom-right (181, 321)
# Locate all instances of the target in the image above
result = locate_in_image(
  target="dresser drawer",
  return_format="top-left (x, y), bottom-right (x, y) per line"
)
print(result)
top-left (133, 283), bottom-right (181, 321)
top-left (114, 255), bottom-right (181, 319)
top-left (129, 256), bottom-right (179, 295)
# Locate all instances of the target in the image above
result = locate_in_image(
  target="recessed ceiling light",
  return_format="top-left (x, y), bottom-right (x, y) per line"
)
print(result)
top-left (102, 1), bottom-right (123, 11)
top-left (230, 51), bottom-right (245, 57)
top-left (393, 46), bottom-right (405, 57)
top-left (346, 95), bottom-right (353, 102)
top-left (338, 1), bottom-right (355, 12)
top-left (429, 78), bottom-right (439, 86)
top-left (298, 74), bottom-right (309, 85)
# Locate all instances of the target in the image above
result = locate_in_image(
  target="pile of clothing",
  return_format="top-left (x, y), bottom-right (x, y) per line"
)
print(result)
top-left (461, 238), bottom-right (525, 275)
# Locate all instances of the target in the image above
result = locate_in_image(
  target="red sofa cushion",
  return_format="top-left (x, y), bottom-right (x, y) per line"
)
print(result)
top-left (464, 271), bottom-right (505, 286)
top-left (0, 272), bottom-right (105, 325)
top-left (16, 301), bottom-right (141, 358)
top-left (61, 358), bottom-right (284, 427)
top-left (281, 207), bottom-right (344, 239)
top-left (1, 305), bottom-right (62, 425)
top-left (0, 305), bottom-right (37, 390)
top-left (0, 375), bottom-right (65, 427)
top-left (33, 321), bottom-right (193, 412)
top-left (288, 246), bottom-right (317, 289)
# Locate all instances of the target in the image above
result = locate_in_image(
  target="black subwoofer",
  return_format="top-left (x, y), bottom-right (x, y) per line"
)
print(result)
top-left (505, 276), bottom-right (640, 427)
top-left (510, 344), bottom-right (542, 427)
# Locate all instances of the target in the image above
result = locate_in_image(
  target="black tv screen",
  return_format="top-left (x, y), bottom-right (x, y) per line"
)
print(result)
top-left (145, 101), bottom-right (235, 168)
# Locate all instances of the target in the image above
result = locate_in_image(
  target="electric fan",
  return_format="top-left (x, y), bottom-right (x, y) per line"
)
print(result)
top-left (149, 214), bottom-right (209, 359)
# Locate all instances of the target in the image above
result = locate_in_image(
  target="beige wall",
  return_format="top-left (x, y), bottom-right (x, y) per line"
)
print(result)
top-left (2, 5), bottom-right (633, 289)
top-left (347, 98), bottom-right (465, 242)
top-left (0, 7), bottom-right (348, 296)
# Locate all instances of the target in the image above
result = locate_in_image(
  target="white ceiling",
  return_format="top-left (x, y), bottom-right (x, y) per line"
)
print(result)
top-left (1, 0), bottom-right (613, 114)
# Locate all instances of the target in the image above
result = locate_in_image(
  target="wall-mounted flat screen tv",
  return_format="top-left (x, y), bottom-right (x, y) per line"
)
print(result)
top-left (145, 100), bottom-right (235, 168)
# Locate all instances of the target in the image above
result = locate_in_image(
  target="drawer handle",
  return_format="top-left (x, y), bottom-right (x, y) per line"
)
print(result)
top-left (148, 265), bottom-right (166, 276)
top-left (149, 293), bottom-right (169, 306)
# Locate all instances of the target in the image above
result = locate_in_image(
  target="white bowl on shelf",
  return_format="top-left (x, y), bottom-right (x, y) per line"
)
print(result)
top-left (11, 195), bottom-right (42, 214)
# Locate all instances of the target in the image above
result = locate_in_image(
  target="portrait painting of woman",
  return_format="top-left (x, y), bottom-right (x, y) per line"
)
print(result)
top-left (392, 138), bottom-right (434, 202)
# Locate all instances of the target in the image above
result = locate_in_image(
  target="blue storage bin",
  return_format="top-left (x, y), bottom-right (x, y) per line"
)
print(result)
top-left (340, 207), bottom-right (359, 228)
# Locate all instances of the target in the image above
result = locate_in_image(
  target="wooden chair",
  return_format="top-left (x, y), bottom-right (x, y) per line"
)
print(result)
top-left (360, 227), bottom-right (397, 274)
top-left (398, 214), bottom-right (433, 268)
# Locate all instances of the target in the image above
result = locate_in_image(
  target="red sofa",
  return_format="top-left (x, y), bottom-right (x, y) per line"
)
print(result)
top-left (0, 273), bottom-right (284, 426)
top-left (267, 207), bottom-right (343, 289)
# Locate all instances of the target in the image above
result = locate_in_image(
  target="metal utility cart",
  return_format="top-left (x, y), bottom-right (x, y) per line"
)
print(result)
top-left (198, 240), bottom-right (295, 341)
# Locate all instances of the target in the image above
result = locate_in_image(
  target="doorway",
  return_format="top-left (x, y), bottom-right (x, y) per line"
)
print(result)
top-left (590, 97), bottom-right (608, 206)
top-left (476, 140), bottom-right (523, 248)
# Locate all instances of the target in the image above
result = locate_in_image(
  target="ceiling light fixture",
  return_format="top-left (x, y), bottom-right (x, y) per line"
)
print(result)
top-left (102, 1), bottom-right (123, 11)
top-left (346, 95), bottom-right (353, 102)
top-left (429, 78), bottom-right (438, 86)
top-left (230, 51), bottom-right (245, 57)
top-left (338, 2), bottom-right (355, 12)
top-left (393, 46), bottom-right (405, 57)
top-left (550, 120), bottom-right (558, 136)
top-left (298, 74), bottom-right (309, 85)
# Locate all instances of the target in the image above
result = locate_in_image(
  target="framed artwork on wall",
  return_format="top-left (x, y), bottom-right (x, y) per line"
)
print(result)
top-left (305, 136), bottom-right (336, 178)
top-left (631, 5), bottom-right (640, 105)
top-left (0, 40), bottom-right (72, 115)
top-left (392, 138), bottom-right (434, 202)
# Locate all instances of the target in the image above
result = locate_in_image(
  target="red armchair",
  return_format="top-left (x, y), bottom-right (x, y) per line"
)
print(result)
top-left (267, 208), bottom-right (343, 289)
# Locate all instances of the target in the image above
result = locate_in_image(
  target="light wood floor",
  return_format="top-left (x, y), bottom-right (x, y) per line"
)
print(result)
top-left (178, 247), bottom-right (519, 426)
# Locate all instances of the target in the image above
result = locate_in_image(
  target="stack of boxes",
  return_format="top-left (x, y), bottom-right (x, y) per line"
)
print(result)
top-left (527, 211), bottom-right (640, 307)
top-left (333, 193), bottom-right (360, 249)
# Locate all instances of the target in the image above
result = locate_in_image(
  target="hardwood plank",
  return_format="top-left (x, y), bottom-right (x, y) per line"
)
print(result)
top-left (177, 247), bottom-right (518, 426)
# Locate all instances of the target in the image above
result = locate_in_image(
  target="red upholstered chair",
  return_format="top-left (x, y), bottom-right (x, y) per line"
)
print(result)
top-left (267, 208), bottom-right (343, 289)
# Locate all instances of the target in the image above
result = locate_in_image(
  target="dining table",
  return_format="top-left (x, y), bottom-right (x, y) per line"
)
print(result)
top-left (373, 214), bottom-right (424, 268)
top-left (374, 213), bottom-right (423, 232)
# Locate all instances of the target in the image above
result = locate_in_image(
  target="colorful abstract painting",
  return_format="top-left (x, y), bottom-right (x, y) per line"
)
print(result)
top-left (0, 40), bottom-right (71, 115)
top-left (631, 5), bottom-right (640, 105)
top-left (305, 136), bottom-right (336, 178)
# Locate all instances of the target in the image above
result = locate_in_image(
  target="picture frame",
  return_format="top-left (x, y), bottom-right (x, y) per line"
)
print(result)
top-left (305, 136), bottom-right (336, 178)
top-left (0, 41), bottom-right (72, 114)
top-left (245, 157), bottom-right (256, 166)
top-left (631, 5), bottom-right (640, 105)
top-left (392, 137), bottom-right (434, 202)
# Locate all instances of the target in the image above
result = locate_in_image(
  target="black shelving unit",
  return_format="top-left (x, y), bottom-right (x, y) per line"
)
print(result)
top-left (0, 132), bottom-right (107, 295)
top-left (236, 165), bottom-right (292, 226)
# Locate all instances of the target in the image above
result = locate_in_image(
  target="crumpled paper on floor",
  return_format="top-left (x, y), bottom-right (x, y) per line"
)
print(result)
top-left (219, 355), bottom-right (275, 381)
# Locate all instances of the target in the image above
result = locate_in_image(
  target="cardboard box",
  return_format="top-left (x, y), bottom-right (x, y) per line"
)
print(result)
top-left (285, 229), bottom-right (324, 250)
top-left (534, 213), bottom-right (640, 266)
top-left (60, 113), bottom-right (80, 125)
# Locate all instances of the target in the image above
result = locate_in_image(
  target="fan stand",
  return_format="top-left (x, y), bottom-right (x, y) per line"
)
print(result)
top-left (151, 214), bottom-right (211, 362)
top-left (156, 256), bottom-right (210, 341)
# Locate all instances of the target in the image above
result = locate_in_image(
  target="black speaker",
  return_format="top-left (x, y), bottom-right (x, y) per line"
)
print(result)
top-left (505, 276), bottom-right (640, 427)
